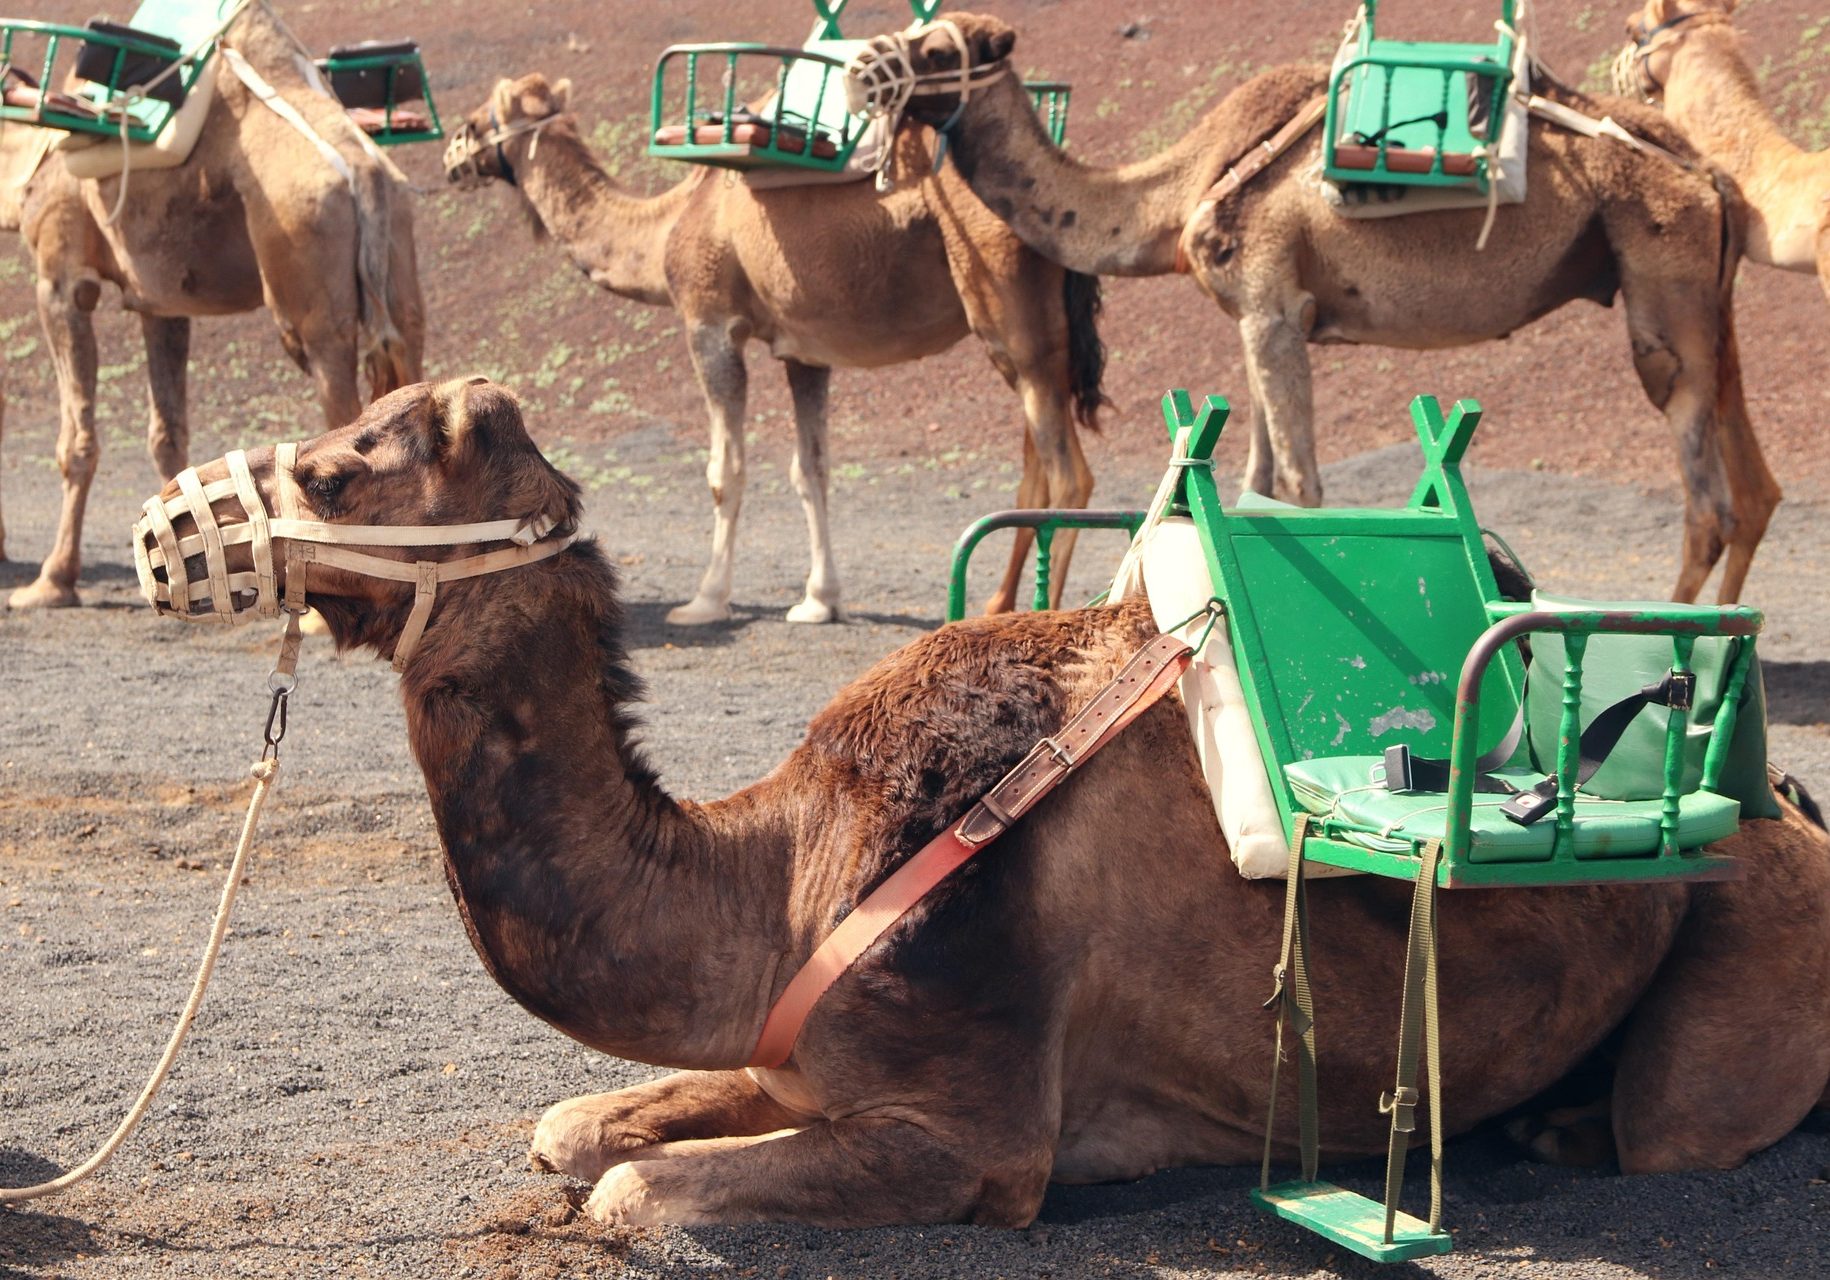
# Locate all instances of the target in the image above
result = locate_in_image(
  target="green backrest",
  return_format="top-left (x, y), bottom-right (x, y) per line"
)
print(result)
top-left (1167, 391), bottom-right (1523, 832)
top-left (778, 38), bottom-right (864, 134)
top-left (122, 0), bottom-right (236, 54)
top-left (1338, 43), bottom-right (1507, 154)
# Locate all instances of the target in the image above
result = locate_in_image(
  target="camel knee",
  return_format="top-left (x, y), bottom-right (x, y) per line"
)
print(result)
top-left (55, 427), bottom-right (100, 483)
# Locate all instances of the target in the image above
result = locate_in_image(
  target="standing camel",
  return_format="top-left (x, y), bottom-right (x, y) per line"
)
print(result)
top-left (852, 15), bottom-right (1780, 604)
top-left (0, 0), bottom-right (423, 609)
top-left (139, 378), bottom-right (1830, 1227)
top-left (444, 73), bottom-right (1105, 624)
top-left (1616, 0), bottom-right (1830, 300)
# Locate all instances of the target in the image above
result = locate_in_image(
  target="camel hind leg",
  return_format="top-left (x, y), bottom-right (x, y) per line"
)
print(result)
top-left (1610, 804), bottom-right (1830, 1172)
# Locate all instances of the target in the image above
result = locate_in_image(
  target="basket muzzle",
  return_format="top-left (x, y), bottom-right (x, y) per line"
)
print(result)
top-left (133, 441), bottom-right (576, 671)
top-left (842, 20), bottom-right (1008, 123)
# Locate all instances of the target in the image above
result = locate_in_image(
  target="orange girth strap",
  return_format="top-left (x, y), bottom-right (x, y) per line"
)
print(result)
top-left (748, 630), bottom-right (1195, 1069)
top-left (1175, 94), bottom-right (1329, 274)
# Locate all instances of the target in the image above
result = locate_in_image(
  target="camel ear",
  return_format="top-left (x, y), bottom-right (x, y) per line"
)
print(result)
top-left (550, 78), bottom-right (572, 113)
top-left (439, 378), bottom-right (581, 537)
top-left (979, 25), bottom-right (1016, 65)
top-left (489, 77), bottom-right (517, 118)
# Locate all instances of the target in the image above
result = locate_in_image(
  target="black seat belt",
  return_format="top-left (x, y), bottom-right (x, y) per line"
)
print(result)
top-left (1381, 669), bottom-right (1696, 826)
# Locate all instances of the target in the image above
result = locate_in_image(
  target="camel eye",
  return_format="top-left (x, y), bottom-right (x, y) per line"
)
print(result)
top-left (305, 471), bottom-right (349, 511)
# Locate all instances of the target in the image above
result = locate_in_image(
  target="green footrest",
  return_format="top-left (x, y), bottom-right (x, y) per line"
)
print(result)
top-left (1252, 1180), bottom-right (1452, 1263)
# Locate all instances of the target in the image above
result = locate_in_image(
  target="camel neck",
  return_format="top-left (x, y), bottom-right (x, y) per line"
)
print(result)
top-left (512, 125), bottom-right (695, 306)
top-left (399, 551), bottom-right (792, 1068)
top-left (942, 72), bottom-right (1243, 276)
top-left (1661, 27), bottom-right (1803, 182)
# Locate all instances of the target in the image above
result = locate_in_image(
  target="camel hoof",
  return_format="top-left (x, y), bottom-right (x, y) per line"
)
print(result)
top-left (1505, 1103), bottom-right (1616, 1168)
top-left (585, 1163), bottom-right (666, 1226)
top-left (666, 597), bottom-right (732, 626)
top-left (785, 597), bottom-right (841, 625)
top-left (7, 578), bottom-right (80, 610)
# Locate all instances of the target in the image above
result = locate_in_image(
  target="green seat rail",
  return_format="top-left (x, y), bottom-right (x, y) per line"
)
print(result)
top-left (946, 508), bottom-right (1144, 621)
top-left (0, 18), bottom-right (210, 143)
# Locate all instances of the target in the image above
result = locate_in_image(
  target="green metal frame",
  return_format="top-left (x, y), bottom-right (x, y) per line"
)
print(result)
top-left (648, 0), bottom-right (1071, 171)
top-left (1160, 388), bottom-right (1756, 890)
top-left (0, 18), bottom-right (210, 143)
top-left (1323, 0), bottom-right (1517, 191)
top-left (946, 508), bottom-right (1144, 621)
top-left (316, 47), bottom-right (442, 145)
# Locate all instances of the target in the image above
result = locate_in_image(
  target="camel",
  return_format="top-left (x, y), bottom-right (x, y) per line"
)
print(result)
top-left (443, 73), bottom-right (1105, 624)
top-left (141, 377), bottom-right (1830, 1229)
top-left (0, 0), bottom-right (423, 609)
top-left (854, 15), bottom-right (1782, 605)
top-left (1616, 0), bottom-right (1830, 300)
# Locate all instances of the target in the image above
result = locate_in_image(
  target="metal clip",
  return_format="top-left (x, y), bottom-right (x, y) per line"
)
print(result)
top-left (1380, 1086), bottom-right (1419, 1133)
top-left (261, 687), bottom-right (289, 761)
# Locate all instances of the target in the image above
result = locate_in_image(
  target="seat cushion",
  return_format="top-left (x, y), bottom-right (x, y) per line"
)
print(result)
top-left (651, 120), bottom-right (837, 159)
top-left (1285, 755), bottom-right (1741, 862)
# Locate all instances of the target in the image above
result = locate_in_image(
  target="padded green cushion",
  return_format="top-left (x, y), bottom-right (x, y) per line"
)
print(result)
top-left (1285, 755), bottom-right (1741, 862)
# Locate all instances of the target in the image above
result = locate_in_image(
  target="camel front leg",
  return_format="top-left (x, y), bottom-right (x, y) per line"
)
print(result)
top-left (669, 324), bottom-right (749, 626)
top-left (1238, 303), bottom-right (1322, 506)
top-left (141, 314), bottom-right (190, 481)
top-left (530, 1069), bottom-right (807, 1185)
top-left (1240, 386), bottom-right (1275, 498)
top-left (783, 359), bottom-right (842, 624)
top-left (583, 1113), bottom-right (1051, 1229)
top-left (9, 274), bottom-right (101, 609)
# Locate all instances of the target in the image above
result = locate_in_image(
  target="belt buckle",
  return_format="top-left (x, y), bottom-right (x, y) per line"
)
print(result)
top-left (1040, 735), bottom-right (1073, 768)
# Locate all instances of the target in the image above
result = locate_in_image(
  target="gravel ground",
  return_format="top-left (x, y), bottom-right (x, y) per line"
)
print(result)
top-left (1, 414), bottom-right (1827, 1279)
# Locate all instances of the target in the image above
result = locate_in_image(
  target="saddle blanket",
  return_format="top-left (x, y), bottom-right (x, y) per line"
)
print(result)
top-left (1111, 511), bottom-right (1351, 879)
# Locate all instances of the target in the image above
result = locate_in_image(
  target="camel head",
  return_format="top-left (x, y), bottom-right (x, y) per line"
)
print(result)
top-left (844, 13), bottom-right (1015, 131)
top-left (132, 379), bottom-right (581, 661)
top-left (444, 73), bottom-right (575, 188)
top-left (1615, 0), bottom-right (1737, 100)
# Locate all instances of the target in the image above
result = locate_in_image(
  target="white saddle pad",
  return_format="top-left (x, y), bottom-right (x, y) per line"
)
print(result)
top-left (58, 56), bottom-right (218, 181)
top-left (1111, 511), bottom-right (1331, 879)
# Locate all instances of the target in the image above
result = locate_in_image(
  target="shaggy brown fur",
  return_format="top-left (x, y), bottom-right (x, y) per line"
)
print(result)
top-left (148, 380), bottom-right (1830, 1228)
top-left (447, 74), bottom-right (1106, 624)
top-left (882, 14), bottom-right (1780, 604)
top-left (0, 0), bottom-right (424, 609)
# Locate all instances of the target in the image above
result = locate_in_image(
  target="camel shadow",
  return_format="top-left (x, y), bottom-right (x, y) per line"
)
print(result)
top-left (1763, 661), bottom-right (1830, 729)
top-left (0, 1151), bottom-right (99, 1279)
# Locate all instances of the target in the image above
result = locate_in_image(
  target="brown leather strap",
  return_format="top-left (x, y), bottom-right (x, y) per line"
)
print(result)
top-left (747, 631), bottom-right (1194, 1068)
top-left (1176, 94), bottom-right (1329, 273)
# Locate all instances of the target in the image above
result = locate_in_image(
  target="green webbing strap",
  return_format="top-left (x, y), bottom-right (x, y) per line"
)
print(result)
top-left (1261, 815), bottom-right (1318, 1189)
top-left (1379, 837), bottom-right (1446, 1242)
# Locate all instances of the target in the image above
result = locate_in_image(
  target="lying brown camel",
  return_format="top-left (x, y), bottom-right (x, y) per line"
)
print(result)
top-left (1616, 0), bottom-right (1830, 300)
top-left (0, 0), bottom-right (422, 609)
top-left (145, 378), bottom-right (1830, 1228)
top-left (857, 15), bottom-right (1781, 604)
top-left (444, 74), bottom-right (1104, 623)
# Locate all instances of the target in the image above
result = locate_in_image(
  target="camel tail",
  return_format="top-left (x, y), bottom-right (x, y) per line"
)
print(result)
top-left (351, 163), bottom-right (419, 399)
top-left (1063, 269), bottom-right (1111, 431)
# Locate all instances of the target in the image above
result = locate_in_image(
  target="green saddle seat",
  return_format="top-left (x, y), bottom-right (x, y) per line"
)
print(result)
top-left (1285, 756), bottom-right (1741, 863)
